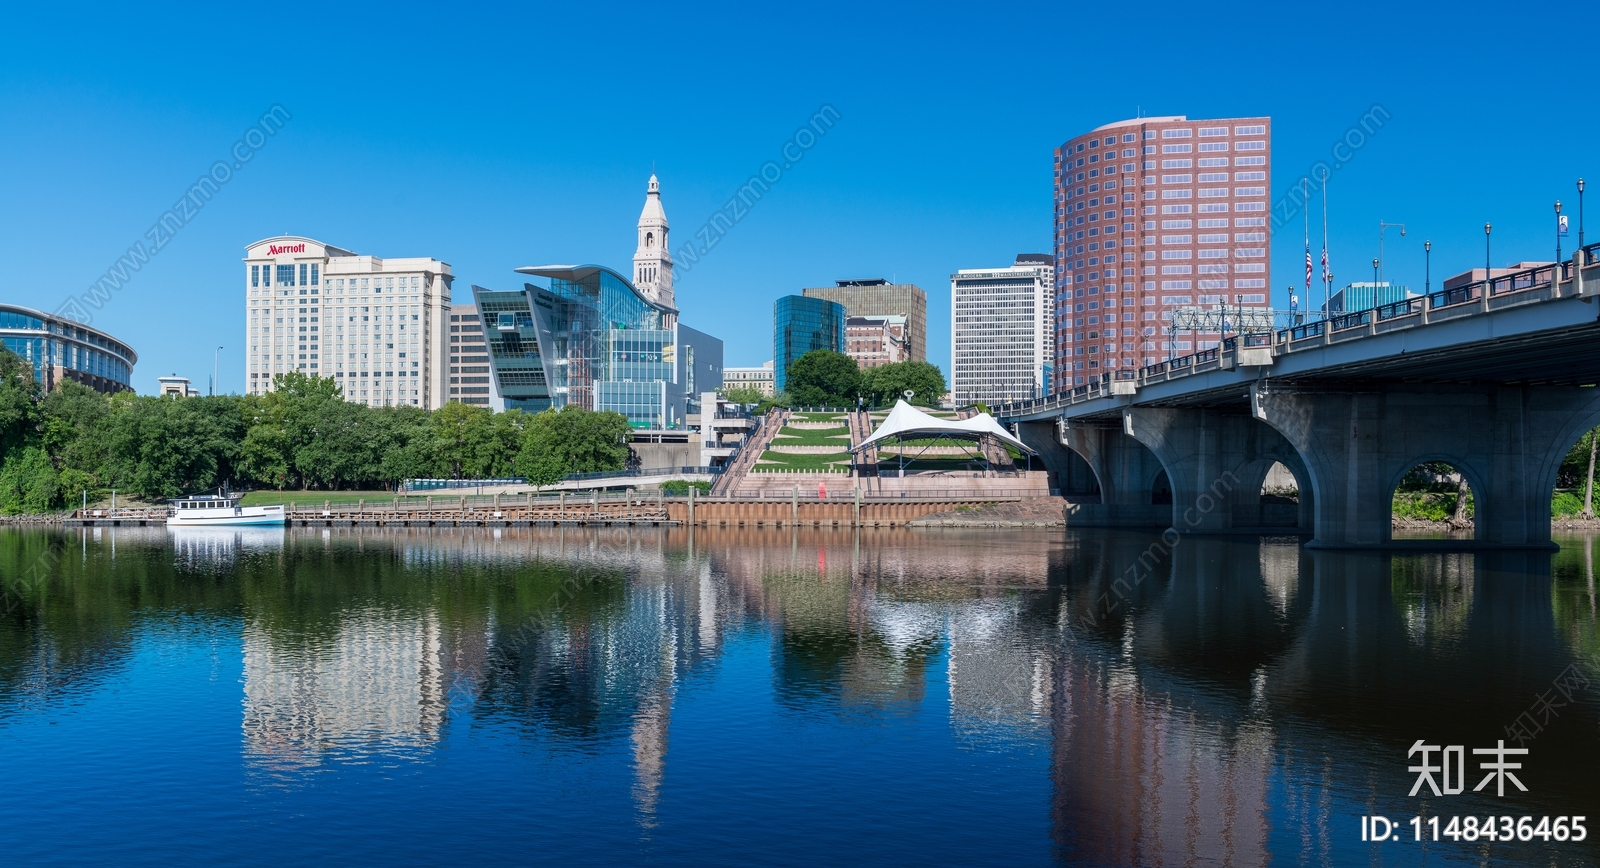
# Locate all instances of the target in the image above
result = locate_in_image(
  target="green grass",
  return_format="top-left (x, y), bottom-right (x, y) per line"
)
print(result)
top-left (756, 450), bottom-right (852, 471)
top-left (239, 490), bottom-right (412, 506)
top-left (773, 428), bottom-right (852, 447)
top-left (1391, 491), bottom-right (1472, 521)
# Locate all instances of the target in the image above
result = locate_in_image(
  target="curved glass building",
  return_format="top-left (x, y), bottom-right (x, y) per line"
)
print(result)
top-left (471, 264), bottom-right (722, 429)
top-left (0, 304), bottom-right (136, 393)
top-left (773, 295), bottom-right (845, 392)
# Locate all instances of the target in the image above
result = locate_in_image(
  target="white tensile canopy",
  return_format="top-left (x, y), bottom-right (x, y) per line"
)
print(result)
top-left (851, 400), bottom-right (1034, 455)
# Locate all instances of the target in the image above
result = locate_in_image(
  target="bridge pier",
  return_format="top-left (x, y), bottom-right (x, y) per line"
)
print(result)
top-left (1121, 408), bottom-right (1313, 534)
top-left (1251, 382), bottom-right (1600, 548)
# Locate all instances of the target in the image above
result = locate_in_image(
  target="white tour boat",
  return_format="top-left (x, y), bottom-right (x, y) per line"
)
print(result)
top-left (167, 492), bottom-right (286, 527)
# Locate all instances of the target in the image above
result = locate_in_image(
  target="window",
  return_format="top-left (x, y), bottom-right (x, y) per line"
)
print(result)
top-left (1198, 142), bottom-right (1228, 152)
top-left (1198, 218), bottom-right (1228, 228)
top-left (1198, 249), bottom-right (1228, 259)
top-left (1198, 203), bottom-right (1230, 213)
top-left (1198, 157), bottom-right (1228, 168)
top-left (1162, 220), bottom-right (1192, 229)
top-left (1236, 263), bottom-right (1266, 273)
top-left (299, 263), bottom-right (307, 285)
top-left (1161, 128), bottom-right (1192, 138)
top-left (1234, 125), bottom-right (1266, 135)
top-left (1236, 141), bottom-right (1266, 151)
top-left (1234, 186), bottom-right (1266, 197)
top-left (1161, 250), bottom-right (1192, 259)
top-left (1236, 289), bottom-right (1266, 298)
top-left (250, 265), bottom-right (259, 287)
top-left (1199, 188), bottom-right (1228, 198)
top-left (1161, 189), bottom-right (1191, 199)
top-left (1162, 144), bottom-right (1193, 153)
top-left (1234, 171), bottom-right (1266, 181)
top-left (1236, 202), bottom-right (1266, 212)
top-left (1161, 159), bottom-right (1191, 169)
top-left (1235, 156), bottom-right (1265, 166)
top-left (1198, 127), bottom-right (1227, 137)
top-left (1233, 232), bottom-right (1265, 242)
top-left (1088, 154), bottom-right (1099, 163)
top-left (311, 264), bottom-right (319, 285)
top-left (276, 264), bottom-right (294, 285)
top-left (1161, 235), bottom-right (1192, 244)
top-left (1234, 217), bottom-right (1265, 227)
top-left (1161, 174), bottom-right (1192, 183)
top-left (1160, 290), bottom-right (1193, 298)
top-left (1197, 173), bottom-right (1226, 183)
top-left (1122, 134), bottom-right (1135, 142)
top-left (1197, 233), bottom-right (1227, 243)
top-left (1198, 264), bottom-right (1229, 274)
top-left (1161, 205), bottom-right (1192, 214)
top-left (1234, 247), bottom-right (1266, 258)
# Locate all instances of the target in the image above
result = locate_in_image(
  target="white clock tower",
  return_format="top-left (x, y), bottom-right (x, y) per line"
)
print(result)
top-left (632, 174), bottom-right (675, 310)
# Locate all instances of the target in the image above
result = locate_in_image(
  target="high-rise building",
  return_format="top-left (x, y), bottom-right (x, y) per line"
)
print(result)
top-left (845, 315), bottom-right (909, 369)
top-left (0, 304), bottom-right (135, 394)
top-left (801, 279), bottom-right (927, 363)
top-left (243, 237), bottom-right (454, 408)
top-left (950, 254), bottom-right (1054, 405)
top-left (773, 295), bottom-right (846, 392)
top-left (447, 304), bottom-right (495, 407)
top-left (473, 176), bottom-right (723, 428)
top-left (1053, 116), bottom-right (1271, 390)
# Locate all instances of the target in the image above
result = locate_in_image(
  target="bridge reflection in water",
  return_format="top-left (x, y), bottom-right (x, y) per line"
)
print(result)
top-left (0, 526), bottom-right (1596, 864)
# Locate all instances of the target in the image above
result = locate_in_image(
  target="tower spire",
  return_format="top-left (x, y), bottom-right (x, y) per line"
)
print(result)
top-left (633, 173), bottom-right (674, 309)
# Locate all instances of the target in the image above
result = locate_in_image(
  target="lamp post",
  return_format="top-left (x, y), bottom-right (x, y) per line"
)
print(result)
top-left (1372, 259), bottom-right (1379, 307)
top-left (1484, 223), bottom-right (1493, 289)
top-left (1557, 200), bottom-right (1564, 264)
top-left (1581, 178), bottom-right (1587, 250)
top-left (212, 346), bottom-right (223, 397)
top-left (1378, 220), bottom-right (1406, 285)
top-left (1424, 240), bottom-right (1432, 294)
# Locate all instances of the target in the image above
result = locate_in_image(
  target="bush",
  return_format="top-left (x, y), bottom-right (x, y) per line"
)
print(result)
top-left (660, 479), bottom-right (711, 494)
top-left (1553, 490), bottom-right (1586, 517)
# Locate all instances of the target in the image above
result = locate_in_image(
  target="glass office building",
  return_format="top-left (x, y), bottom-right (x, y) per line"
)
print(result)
top-left (471, 265), bottom-right (722, 428)
top-left (0, 304), bottom-right (136, 394)
top-left (773, 295), bottom-right (846, 392)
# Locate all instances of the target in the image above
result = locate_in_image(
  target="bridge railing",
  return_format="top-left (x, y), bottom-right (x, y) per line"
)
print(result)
top-left (995, 242), bottom-right (1600, 420)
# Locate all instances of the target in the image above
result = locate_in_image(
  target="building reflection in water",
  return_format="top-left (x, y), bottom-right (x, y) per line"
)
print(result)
top-left (6, 524), bottom-right (1600, 862)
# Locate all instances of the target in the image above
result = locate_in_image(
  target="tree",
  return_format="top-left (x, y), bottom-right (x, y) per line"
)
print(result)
top-left (785, 350), bottom-right (860, 407)
top-left (0, 347), bottom-right (41, 462)
top-left (721, 384), bottom-right (768, 406)
top-left (516, 405), bottom-right (630, 487)
top-left (860, 360), bottom-right (946, 408)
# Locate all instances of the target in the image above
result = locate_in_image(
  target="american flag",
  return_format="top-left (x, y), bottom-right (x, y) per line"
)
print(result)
top-left (1304, 243), bottom-right (1313, 292)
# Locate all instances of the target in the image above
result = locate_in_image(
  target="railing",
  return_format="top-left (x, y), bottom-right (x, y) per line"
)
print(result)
top-left (403, 466), bottom-right (722, 492)
top-left (994, 240), bottom-right (1600, 420)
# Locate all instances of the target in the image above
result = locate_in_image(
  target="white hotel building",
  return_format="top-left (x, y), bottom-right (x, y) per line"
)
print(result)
top-left (244, 237), bottom-right (454, 409)
top-left (950, 254), bottom-right (1054, 406)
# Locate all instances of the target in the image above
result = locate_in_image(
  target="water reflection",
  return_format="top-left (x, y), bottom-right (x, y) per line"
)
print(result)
top-left (1, 526), bottom-right (1599, 864)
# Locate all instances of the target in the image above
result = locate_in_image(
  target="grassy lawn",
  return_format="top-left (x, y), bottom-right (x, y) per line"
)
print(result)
top-left (789, 411), bottom-right (850, 422)
top-left (756, 450), bottom-right (852, 471)
top-left (239, 490), bottom-right (417, 507)
top-left (772, 428), bottom-right (853, 447)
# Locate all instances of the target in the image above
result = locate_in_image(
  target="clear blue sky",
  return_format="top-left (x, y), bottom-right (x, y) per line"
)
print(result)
top-left (2, 0), bottom-right (1595, 394)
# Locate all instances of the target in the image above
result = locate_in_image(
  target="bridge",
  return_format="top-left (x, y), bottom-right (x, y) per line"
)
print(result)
top-left (995, 245), bottom-right (1600, 549)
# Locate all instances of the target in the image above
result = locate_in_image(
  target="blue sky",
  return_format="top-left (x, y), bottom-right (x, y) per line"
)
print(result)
top-left (2, 0), bottom-right (1595, 394)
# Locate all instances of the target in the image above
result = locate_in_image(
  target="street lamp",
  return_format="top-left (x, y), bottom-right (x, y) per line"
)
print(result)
top-left (1379, 220), bottom-right (1406, 285)
top-left (1556, 200), bottom-right (1564, 264)
top-left (1581, 178), bottom-right (1588, 250)
top-left (1484, 223), bottom-right (1493, 291)
top-left (1424, 240), bottom-right (1432, 294)
top-left (212, 346), bottom-right (223, 397)
top-left (1372, 258), bottom-right (1380, 304)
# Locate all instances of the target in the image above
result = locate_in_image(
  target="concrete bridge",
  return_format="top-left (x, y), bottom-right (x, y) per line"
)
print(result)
top-left (996, 247), bottom-right (1600, 549)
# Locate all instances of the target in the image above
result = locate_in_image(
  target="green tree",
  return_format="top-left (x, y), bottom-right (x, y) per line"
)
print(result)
top-left (0, 446), bottom-right (59, 513)
top-left (516, 405), bottom-right (630, 487)
top-left (721, 384), bottom-right (768, 406)
top-left (0, 348), bottom-right (41, 462)
top-left (786, 350), bottom-right (860, 407)
top-left (860, 360), bottom-right (946, 407)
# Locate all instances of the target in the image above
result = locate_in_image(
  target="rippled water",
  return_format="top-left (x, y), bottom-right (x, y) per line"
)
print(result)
top-left (1, 526), bottom-right (1597, 866)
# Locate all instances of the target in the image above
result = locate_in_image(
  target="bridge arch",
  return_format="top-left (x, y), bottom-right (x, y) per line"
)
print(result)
top-left (1387, 455), bottom-right (1485, 541)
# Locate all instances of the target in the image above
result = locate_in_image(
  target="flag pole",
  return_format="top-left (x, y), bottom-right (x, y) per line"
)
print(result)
top-left (1320, 169), bottom-right (1331, 319)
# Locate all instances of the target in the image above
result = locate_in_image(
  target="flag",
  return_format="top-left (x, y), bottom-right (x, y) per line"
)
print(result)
top-left (1321, 246), bottom-right (1330, 282)
top-left (1305, 244), bottom-right (1313, 292)
top-left (1560, 214), bottom-right (1570, 237)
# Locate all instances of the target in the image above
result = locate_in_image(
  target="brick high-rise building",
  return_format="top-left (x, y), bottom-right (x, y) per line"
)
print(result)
top-left (1053, 116), bottom-right (1271, 390)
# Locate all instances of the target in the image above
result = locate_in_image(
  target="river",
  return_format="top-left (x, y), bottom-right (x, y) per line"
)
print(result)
top-left (0, 526), bottom-right (1596, 866)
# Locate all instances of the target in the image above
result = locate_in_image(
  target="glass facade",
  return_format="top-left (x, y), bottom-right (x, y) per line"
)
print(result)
top-left (0, 305), bottom-right (135, 393)
top-left (773, 295), bottom-right (845, 392)
top-left (475, 266), bottom-right (722, 429)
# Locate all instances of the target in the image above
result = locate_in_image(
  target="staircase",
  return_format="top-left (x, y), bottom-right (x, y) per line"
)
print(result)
top-left (710, 407), bottom-right (789, 494)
